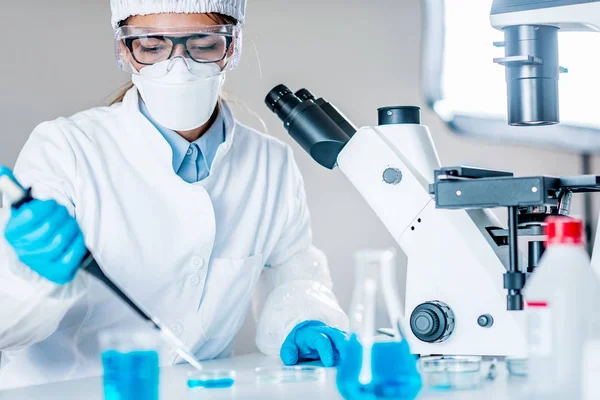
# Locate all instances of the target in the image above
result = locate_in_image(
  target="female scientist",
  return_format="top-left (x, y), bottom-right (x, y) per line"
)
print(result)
top-left (0, 0), bottom-right (348, 389)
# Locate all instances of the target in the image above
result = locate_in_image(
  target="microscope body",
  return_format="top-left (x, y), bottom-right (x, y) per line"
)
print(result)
top-left (263, 0), bottom-right (600, 361)
top-left (265, 76), bottom-right (600, 357)
top-left (337, 121), bottom-right (527, 357)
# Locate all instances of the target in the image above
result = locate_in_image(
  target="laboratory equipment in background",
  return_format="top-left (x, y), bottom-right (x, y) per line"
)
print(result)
top-left (99, 329), bottom-right (160, 400)
top-left (525, 217), bottom-right (599, 399)
top-left (265, 85), bottom-right (600, 358)
top-left (336, 249), bottom-right (421, 400)
top-left (488, 0), bottom-right (600, 272)
top-left (0, 167), bottom-right (204, 372)
top-left (422, 0), bottom-right (600, 153)
top-left (490, 0), bottom-right (600, 127)
top-left (423, 0), bottom-right (600, 256)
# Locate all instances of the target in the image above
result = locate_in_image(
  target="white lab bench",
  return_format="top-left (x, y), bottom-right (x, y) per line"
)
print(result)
top-left (0, 354), bottom-right (529, 399)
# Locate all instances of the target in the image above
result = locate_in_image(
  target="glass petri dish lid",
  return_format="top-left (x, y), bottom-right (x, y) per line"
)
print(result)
top-left (506, 357), bottom-right (528, 377)
top-left (419, 356), bottom-right (482, 390)
top-left (254, 366), bottom-right (326, 384)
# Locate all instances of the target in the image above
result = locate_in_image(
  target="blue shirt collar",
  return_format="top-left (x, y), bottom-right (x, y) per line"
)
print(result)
top-left (139, 100), bottom-right (225, 174)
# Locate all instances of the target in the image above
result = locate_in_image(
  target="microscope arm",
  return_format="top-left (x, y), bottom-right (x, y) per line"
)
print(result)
top-left (336, 127), bottom-right (433, 240)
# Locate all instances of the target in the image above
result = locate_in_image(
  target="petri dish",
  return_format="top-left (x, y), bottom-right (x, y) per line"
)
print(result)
top-left (419, 356), bottom-right (482, 390)
top-left (506, 357), bottom-right (528, 377)
top-left (187, 370), bottom-right (236, 389)
top-left (255, 366), bottom-right (326, 384)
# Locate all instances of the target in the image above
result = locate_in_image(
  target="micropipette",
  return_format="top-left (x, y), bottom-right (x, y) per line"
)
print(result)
top-left (0, 168), bottom-right (203, 371)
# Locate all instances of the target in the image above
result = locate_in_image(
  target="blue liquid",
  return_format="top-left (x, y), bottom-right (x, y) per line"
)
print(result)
top-left (187, 378), bottom-right (235, 389)
top-left (102, 350), bottom-right (159, 400)
top-left (336, 335), bottom-right (422, 400)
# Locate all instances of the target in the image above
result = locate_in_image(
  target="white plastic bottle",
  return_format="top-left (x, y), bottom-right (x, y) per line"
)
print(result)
top-left (526, 217), bottom-right (595, 399)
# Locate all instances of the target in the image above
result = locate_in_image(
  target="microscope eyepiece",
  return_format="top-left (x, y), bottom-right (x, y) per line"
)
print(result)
top-left (294, 88), bottom-right (316, 101)
top-left (264, 84), bottom-right (356, 169)
top-left (265, 84), bottom-right (302, 117)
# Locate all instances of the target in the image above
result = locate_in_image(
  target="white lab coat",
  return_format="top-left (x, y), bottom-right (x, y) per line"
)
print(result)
top-left (0, 88), bottom-right (349, 389)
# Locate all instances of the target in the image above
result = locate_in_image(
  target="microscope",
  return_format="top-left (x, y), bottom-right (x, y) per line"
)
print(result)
top-left (265, 0), bottom-right (600, 357)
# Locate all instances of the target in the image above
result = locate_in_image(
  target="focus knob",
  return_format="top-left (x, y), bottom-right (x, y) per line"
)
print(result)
top-left (409, 301), bottom-right (455, 343)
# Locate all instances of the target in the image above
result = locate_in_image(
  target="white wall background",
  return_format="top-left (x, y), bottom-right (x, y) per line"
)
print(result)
top-left (1, 0), bottom-right (598, 355)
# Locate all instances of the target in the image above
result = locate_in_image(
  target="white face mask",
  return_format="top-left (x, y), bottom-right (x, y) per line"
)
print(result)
top-left (132, 58), bottom-right (225, 132)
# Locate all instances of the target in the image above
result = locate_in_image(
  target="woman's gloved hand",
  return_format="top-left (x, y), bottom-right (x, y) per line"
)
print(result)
top-left (4, 199), bottom-right (87, 284)
top-left (280, 320), bottom-right (348, 367)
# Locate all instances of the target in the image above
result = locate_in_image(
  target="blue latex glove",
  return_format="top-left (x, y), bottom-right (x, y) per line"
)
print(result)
top-left (280, 321), bottom-right (348, 367)
top-left (4, 198), bottom-right (87, 284)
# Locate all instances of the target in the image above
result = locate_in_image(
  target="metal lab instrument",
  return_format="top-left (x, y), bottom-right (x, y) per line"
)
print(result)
top-left (265, 85), bottom-right (600, 358)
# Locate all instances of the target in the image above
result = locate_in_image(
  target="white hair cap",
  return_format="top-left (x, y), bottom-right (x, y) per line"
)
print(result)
top-left (110, 0), bottom-right (246, 28)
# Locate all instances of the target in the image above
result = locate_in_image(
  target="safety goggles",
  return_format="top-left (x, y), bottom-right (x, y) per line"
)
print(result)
top-left (114, 25), bottom-right (242, 76)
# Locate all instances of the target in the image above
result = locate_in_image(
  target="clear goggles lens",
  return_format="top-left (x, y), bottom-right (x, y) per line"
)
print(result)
top-left (114, 25), bottom-right (241, 75)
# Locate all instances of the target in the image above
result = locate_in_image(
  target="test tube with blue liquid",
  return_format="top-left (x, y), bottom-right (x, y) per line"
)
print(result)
top-left (336, 249), bottom-right (422, 400)
top-left (99, 329), bottom-right (160, 400)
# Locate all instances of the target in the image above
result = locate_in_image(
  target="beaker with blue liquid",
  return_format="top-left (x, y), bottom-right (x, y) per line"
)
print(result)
top-left (99, 329), bottom-right (160, 400)
top-left (336, 249), bottom-right (422, 400)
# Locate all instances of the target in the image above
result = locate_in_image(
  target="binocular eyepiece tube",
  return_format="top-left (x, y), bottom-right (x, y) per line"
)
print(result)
top-left (265, 84), bottom-right (356, 170)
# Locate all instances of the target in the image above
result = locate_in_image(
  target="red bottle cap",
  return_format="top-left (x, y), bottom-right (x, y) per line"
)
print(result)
top-left (545, 216), bottom-right (585, 246)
